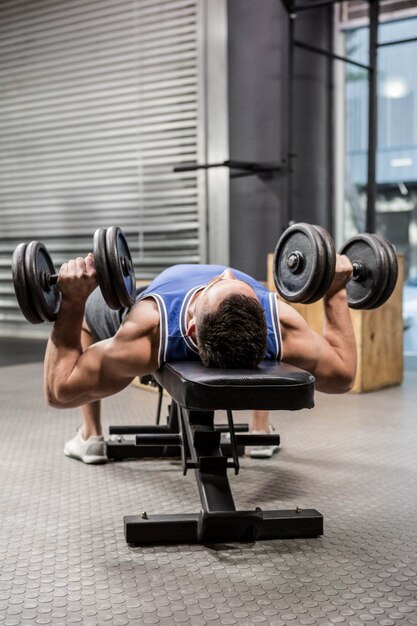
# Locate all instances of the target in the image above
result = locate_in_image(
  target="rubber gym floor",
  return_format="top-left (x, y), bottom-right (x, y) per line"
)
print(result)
top-left (0, 339), bottom-right (416, 626)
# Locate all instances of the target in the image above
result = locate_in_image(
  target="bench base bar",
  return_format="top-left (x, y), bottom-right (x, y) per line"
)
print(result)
top-left (107, 441), bottom-right (245, 460)
top-left (107, 441), bottom-right (181, 459)
top-left (124, 509), bottom-right (323, 544)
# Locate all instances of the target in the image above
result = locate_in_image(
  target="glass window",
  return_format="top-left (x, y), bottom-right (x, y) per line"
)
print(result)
top-left (344, 17), bottom-right (417, 359)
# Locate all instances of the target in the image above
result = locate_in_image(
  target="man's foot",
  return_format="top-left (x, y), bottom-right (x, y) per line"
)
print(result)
top-left (249, 426), bottom-right (279, 459)
top-left (64, 428), bottom-right (108, 464)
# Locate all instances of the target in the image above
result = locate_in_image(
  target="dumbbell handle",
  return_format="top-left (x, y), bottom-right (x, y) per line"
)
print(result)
top-left (45, 255), bottom-right (132, 286)
top-left (287, 251), bottom-right (304, 273)
top-left (351, 261), bottom-right (364, 281)
top-left (40, 272), bottom-right (58, 293)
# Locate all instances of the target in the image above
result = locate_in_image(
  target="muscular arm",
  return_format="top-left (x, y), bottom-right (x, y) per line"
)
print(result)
top-left (44, 255), bottom-right (160, 409)
top-left (44, 303), bottom-right (158, 408)
top-left (279, 284), bottom-right (357, 394)
top-left (44, 298), bottom-right (160, 409)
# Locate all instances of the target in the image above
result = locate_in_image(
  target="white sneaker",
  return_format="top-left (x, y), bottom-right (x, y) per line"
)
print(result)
top-left (249, 426), bottom-right (279, 459)
top-left (64, 428), bottom-right (108, 464)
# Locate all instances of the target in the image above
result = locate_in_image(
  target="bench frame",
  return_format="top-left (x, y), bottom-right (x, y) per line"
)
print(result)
top-left (107, 360), bottom-right (323, 545)
top-left (124, 402), bottom-right (323, 545)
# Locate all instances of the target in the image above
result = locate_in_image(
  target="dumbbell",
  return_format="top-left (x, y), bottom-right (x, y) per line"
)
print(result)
top-left (273, 222), bottom-right (398, 310)
top-left (11, 226), bottom-right (136, 324)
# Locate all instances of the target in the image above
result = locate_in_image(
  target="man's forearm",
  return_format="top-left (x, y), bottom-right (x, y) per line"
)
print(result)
top-left (322, 289), bottom-right (357, 389)
top-left (44, 300), bottom-right (85, 406)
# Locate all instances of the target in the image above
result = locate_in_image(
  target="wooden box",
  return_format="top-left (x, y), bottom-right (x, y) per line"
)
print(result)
top-left (267, 254), bottom-right (404, 393)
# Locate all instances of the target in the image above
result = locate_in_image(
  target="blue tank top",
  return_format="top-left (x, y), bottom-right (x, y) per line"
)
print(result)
top-left (138, 264), bottom-right (282, 367)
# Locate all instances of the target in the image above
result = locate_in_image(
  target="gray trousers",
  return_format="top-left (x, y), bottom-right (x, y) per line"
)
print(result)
top-left (84, 286), bottom-right (147, 341)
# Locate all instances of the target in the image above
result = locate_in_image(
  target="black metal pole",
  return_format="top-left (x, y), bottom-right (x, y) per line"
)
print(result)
top-left (295, 0), bottom-right (346, 11)
top-left (327, 10), bottom-right (334, 236)
top-left (366, 0), bottom-right (379, 233)
top-left (294, 40), bottom-right (371, 71)
top-left (279, 0), bottom-right (292, 13)
top-left (287, 4), bottom-right (296, 227)
top-left (378, 36), bottom-right (417, 48)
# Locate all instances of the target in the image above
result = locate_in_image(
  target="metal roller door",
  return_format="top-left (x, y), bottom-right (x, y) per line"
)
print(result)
top-left (0, 0), bottom-right (204, 336)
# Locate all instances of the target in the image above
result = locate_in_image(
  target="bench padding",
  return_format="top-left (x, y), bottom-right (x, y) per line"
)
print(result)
top-left (154, 361), bottom-right (315, 411)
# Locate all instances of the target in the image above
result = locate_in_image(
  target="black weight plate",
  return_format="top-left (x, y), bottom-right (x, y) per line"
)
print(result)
top-left (105, 226), bottom-right (136, 308)
top-left (340, 234), bottom-right (389, 310)
top-left (368, 234), bottom-right (398, 309)
top-left (11, 243), bottom-right (44, 325)
top-left (304, 225), bottom-right (336, 304)
top-left (93, 227), bottom-right (120, 311)
top-left (24, 241), bottom-right (60, 322)
top-left (273, 223), bottom-right (327, 303)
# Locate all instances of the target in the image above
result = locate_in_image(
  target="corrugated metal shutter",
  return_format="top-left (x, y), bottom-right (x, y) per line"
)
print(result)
top-left (0, 0), bottom-right (204, 336)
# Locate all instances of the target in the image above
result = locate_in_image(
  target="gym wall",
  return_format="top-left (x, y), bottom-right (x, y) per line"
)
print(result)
top-left (227, 0), bottom-right (286, 279)
top-left (0, 0), bottom-right (203, 337)
top-left (227, 0), bottom-right (334, 279)
top-left (0, 0), bottom-right (335, 335)
top-left (291, 9), bottom-right (334, 233)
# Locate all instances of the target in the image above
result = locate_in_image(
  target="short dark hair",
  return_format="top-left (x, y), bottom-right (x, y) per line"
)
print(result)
top-left (196, 293), bottom-right (267, 368)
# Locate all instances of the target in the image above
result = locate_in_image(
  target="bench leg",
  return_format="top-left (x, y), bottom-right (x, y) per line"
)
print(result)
top-left (124, 509), bottom-right (323, 544)
top-left (125, 405), bottom-right (323, 544)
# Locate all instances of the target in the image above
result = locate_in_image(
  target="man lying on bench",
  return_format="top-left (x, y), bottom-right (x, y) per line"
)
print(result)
top-left (44, 257), bottom-right (356, 464)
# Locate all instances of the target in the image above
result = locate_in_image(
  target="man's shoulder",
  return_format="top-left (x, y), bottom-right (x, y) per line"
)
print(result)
top-left (119, 297), bottom-right (161, 338)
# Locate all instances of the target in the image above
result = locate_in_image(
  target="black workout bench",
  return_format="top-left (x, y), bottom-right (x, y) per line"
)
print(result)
top-left (121, 360), bottom-right (323, 545)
